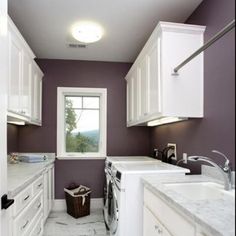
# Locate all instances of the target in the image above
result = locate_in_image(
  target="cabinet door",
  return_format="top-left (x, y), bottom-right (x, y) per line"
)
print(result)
top-left (47, 168), bottom-right (52, 214)
top-left (43, 170), bottom-right (48, 222)
top-left (51, 166), bottom-right (55, 209)
top-left (146, 38), bottom-right (162, 115)
top-left (134, 68), bottom-right (141, 120)
top-left (143, 207), bottom-right (172, 236)
top-left (8, 31), bottom-right (22, 113)
top-left (127, 75), bottom-right (134, 124)
top-left (31, 64), bottom-right (42, 124)
top-left (139, 57), bottom-right (149, 118)
top-left (21, 51), bottom-right (32, 117)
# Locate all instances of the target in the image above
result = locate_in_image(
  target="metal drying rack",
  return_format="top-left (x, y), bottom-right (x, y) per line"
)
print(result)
top-left (172, 19), bottom-right (235, 75)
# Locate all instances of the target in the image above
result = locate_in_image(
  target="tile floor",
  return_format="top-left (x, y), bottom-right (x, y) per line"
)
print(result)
top-left (43, 209), bottom-right (109, 236)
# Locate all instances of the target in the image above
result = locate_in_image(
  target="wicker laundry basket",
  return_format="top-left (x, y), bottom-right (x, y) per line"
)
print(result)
top-left (64, 184), bottom-right (91, 218)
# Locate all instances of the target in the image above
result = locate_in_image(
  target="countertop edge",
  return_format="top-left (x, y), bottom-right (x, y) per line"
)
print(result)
top-left (142, 176), bottom-right (234, 236)
top-left (8, 159), bottom-right (55, 198)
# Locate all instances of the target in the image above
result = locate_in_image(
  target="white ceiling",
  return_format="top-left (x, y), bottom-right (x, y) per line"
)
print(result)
top-left (8, 0), bottom-right (203, 62)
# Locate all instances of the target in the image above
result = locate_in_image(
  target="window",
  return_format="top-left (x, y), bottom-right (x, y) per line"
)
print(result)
top-left (57, 87), bottom-right (107, 159)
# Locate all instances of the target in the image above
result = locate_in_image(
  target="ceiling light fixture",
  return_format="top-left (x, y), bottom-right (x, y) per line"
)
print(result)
top-left (71, 22), bottom-right (104, 44)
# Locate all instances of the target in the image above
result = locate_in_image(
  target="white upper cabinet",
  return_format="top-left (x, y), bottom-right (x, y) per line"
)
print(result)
top-left (125, 22), bottom-right (206, 127)
top-left (7, 16), bottom-right (43, 125)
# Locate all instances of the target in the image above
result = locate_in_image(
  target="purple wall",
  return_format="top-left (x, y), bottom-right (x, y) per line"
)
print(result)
top-left (7, 124), bottom-right (18, 153)
top-left (17, 60), bottom-right (150, 198)
top-left (150, 0), bottom-right (235, 173)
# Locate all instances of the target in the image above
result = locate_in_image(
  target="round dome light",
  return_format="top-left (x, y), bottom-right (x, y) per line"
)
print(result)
top-left (71, 22), bottom-right (103, 43)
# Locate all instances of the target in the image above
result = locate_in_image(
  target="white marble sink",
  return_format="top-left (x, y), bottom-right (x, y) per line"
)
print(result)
top-left (165, 182), bottom-right (235, 201)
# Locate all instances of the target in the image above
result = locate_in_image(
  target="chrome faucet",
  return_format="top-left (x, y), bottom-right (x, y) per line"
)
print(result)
top-left (188, 150), bottom-right (232, 191)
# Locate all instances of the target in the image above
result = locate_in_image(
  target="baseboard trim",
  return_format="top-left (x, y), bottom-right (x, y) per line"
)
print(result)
top-left (52, 198), bottom-right (104, 212)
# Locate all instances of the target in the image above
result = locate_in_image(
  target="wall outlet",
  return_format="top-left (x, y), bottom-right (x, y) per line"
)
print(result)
top-left (167, 143), bottom-right (177, 160)
top-left (183, 153), bottom-right (188, 164)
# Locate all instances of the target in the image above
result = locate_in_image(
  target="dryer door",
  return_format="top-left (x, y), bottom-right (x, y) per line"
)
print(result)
top-left (104, 167), bottom-right (109, 204)
top-left (103, 175), bottom-right (111, 229)
top-left (108, 180), bottom-right (119, 234)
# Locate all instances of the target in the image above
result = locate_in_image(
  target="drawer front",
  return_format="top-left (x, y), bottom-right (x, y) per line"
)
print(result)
top-left (13, 191), bottom-right (43, 236)
top-left (143, 206), bottom-right (172, 236)
top-left (13, 184), bottom-right (33, 217)
top-left (144, 187), bottom-right (195, 236)
top-left (33, 176), bottom-right (44, 196)
top-left (30, 213), bottom-right (44, 236)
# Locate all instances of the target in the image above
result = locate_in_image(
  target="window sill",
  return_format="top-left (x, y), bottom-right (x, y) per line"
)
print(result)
top-left (56, 156), bottom-right (106, 160)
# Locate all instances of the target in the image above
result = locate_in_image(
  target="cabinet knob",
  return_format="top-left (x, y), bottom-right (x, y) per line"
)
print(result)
top-left (154, 225), bottom-right (162, 234)
top-left (37, 227), bottom-right (42, 235)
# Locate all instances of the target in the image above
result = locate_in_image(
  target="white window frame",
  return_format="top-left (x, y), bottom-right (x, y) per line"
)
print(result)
top-left (57, 87), bottom-right (107, 159)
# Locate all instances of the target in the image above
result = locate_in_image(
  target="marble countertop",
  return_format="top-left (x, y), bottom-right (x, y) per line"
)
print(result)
top-left (8, 154), bottom-right (55, 198)
top-left (142, 174), bottom-right (235, 236)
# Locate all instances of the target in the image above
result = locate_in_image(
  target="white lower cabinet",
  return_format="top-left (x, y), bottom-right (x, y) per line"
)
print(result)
top-left (10, 164), bottom-right (54, 236)
top-left (43, 164), bottom-right (55, 222)
top-left (143, 187), bottom-right (213, 236)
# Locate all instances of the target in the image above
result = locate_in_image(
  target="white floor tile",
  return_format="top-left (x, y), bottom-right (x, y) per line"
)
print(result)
top-left (43, 209), bottom-right (109, 236)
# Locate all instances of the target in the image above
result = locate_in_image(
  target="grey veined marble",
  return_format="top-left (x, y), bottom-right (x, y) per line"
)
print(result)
top-left (43, 209), bottom-right (109, 236)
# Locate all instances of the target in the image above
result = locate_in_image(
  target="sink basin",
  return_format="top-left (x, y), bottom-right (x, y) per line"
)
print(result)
top-left (165, 182), bottom-right (235, 201)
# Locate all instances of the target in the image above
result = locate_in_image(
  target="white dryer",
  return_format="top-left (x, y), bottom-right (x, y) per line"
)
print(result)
top-left (103, 156), bottom-right (159, 229)
top-left (108, 162), bottom-right (190, 236)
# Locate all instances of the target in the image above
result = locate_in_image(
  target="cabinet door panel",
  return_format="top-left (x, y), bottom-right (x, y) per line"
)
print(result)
top-left (8, 32), bottom-right (22, 113)
top-left (51, 166), bottom-right (55, 208)
top-left (36, 75), bottom-right (42, 122)
top-left (136, 68), bottom-right (142, 119)
top-left (127, 76), bottom-right (134, 123)
top-left (147, 40), bottom-right (161, 115)
top-left (21, 52), bottom-right (32, 117)
top-left (47, 169), bottom-right (52, 214)
top-left (133, 70), bottom-right (139, 121)
top-left (126, 78), bottom-right (131, 123)
top-left (140, 57), bottom-right (149, 117)
top-left (31, 64), bottom-right (42, 124)
top-left (43, 171), bottom-right (48, 222)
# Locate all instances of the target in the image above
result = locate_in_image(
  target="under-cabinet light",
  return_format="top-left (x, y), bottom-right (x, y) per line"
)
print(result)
top-left (147, 117), bottom-right (187, 127)
top-left (7, 121), bottom-right (25, 126)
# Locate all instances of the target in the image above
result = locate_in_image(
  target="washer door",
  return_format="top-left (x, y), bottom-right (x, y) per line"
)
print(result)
top-left (108, 181), bottom-right (119, 235)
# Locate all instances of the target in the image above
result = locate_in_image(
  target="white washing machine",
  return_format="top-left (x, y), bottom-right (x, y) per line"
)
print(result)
top-left (103, 156), bottom-right (159, 229)
top-left (108, 162), bottom-right (190, 236)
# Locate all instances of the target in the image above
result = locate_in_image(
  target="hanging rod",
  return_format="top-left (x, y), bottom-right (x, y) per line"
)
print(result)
top-left (173, 19), bottom-right (235, 75)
